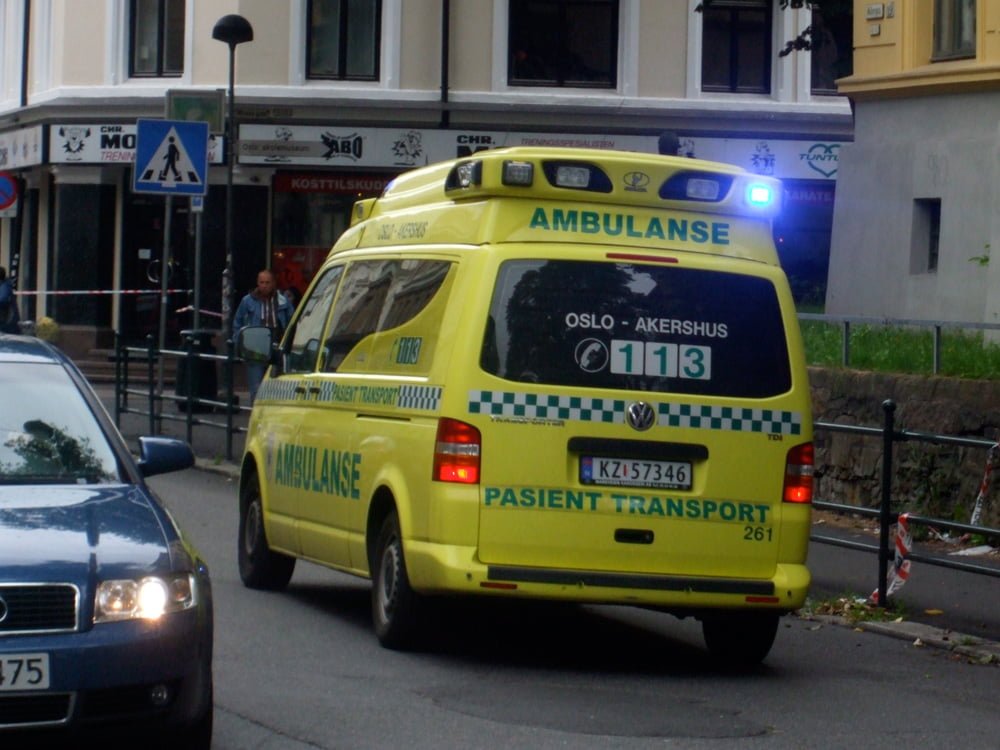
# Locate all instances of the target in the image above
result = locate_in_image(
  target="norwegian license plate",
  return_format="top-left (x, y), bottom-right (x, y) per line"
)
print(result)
top-left (581, 456), bottom-right (692, 490)
top-left (0, 653), bottom-right (50, 691)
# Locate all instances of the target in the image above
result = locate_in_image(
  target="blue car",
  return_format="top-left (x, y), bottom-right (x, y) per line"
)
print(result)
top-left (0, 335), bottom-right (213, 747)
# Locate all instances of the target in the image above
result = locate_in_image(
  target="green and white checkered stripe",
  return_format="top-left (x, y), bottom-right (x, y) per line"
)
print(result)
top-left (658, 403), bottom-right (802, 435)
top-left (257, 379), bottom-right (300, 402)
top-left (469, 391), bottom-right (625, 423)
top-left (468, 390), bottom-right (802, 435)
top-left (397, 385), bottom-right (442, 411)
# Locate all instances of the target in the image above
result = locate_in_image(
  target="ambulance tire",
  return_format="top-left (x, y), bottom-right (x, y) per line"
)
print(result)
top-left (701, 611), bottom-right (779, 667)
top-left (372, 510), bottom-right (422, 649)
top-left (238, 473), bottom-right (296, 590)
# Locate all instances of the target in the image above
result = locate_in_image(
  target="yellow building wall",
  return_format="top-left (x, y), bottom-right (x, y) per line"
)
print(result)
top-left (842, 0), bottom-right (1000, 98)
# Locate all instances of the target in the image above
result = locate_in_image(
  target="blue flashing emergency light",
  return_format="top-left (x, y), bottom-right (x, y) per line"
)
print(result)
top-left (746, 183), bottom-right (773, 207)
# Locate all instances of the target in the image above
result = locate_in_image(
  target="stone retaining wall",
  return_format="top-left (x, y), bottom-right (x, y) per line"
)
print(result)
top-left (809, 367), bottom-right (1000, 529)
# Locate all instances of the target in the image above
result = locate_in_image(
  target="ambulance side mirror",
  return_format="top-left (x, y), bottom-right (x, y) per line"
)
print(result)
top-left (236, 325), bottom-right (277, 364)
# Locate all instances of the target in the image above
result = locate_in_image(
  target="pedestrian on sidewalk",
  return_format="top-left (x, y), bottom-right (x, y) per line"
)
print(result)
top-left (233, 269), bottom-right (292, 403)
top-left (0, 267), bottom-right (20, 335)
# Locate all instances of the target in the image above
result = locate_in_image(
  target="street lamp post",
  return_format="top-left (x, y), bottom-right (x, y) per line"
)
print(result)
top-left (212, 14), bottom-right (253, 337)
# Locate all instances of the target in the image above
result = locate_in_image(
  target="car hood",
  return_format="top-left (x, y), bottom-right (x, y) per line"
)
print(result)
top-left (0, 485), bottom-right (175, 583)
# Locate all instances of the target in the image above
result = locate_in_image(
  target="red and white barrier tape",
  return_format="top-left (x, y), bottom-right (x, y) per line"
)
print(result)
top-left (15, 289), bottom-right (193, 296)
top-left (174, 305), bottom-right (223, 319)
top-left (970, 442), bottom-right (998, 528)
top-left (870, 512), bottom-right (911, 605)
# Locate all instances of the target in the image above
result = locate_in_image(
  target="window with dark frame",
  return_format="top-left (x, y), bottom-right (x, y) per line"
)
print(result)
top-left (933, 0), bottom-right (976, 61)
top-left (508, 0), bottom-right (618, 88)
top-left (810, 7), bottom-right (853, 95)
top-left (129, 0), bottom-right (185, 78)
top-left (701, 0), bottom-right (772, 94)
top-left (307, 0), bottom-right (381, 80)
top-left (912, 198), bottom-right (942, 274)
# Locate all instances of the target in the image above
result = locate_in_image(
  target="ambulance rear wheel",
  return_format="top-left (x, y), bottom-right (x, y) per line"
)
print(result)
top-left (372, 510), bottom-right (421, 649)
top-left (238, 473), bottom-right (295, 590)
top-left (701, 612), bottom-right (779, 667)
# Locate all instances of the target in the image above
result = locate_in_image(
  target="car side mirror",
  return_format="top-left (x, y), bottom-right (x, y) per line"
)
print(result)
top-left (137, 436), bottom-right (195, 477)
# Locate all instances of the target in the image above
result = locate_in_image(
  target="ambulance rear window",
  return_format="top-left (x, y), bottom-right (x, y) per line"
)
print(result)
top-left (481, 260), bottom-right (791, 398)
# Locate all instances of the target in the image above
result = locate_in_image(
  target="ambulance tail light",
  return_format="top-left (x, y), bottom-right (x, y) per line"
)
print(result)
top-left (542, 161), bottom-right (613, 192)
top-left (783, 442), bottom-right (814, 504)
top-left (659, 171), bottom-right (734, 202)
top-left (434, 418), bottom-right (481, 484)
top-left (445, 160), bottom-right (483, 190)
top-left (502, 160), bottom-right (535, 186)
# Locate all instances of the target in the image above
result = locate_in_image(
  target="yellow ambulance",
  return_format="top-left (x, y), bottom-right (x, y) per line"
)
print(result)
top-left (236, 147), bottom-right (814, 665)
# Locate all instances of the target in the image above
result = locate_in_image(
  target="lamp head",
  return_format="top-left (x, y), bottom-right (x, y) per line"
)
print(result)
top-left (212, 14), bottom-right (254, 48)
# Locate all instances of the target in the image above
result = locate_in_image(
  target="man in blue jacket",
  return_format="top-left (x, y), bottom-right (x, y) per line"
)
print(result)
top-left (233, 268), bottom-right (293, 403)
top-left (0, 267), bottom-right (20, 335)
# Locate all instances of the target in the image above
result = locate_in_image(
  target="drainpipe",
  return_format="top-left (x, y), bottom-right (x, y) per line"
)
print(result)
top-left (21, 0), bottom-right (30, 107)
top-left (440, 0), bottom-right (450, 129)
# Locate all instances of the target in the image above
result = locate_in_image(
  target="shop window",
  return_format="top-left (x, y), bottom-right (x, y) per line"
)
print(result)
top-left (934, 0), bottom-right (975, 61)
top-left (911, 199), bottom-right (941, 274)
top-left (810, 7), bottom-right (853, 95)
top-left (130, 0), bottom-right (185, 77)
top-left (307, 0), bottom-right (381, 80)
top-left (701, 0), bottom-right (771, 94)
top-left (508, 0), bottom-right (618, 88)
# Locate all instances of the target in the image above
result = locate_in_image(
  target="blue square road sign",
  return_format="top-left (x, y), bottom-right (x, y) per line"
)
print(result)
top-left (133, 119), bottom-right (209, 196)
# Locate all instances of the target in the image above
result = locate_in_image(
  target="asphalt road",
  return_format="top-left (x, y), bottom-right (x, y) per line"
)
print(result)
top-left (148, 468), bottom-right (1000, 750)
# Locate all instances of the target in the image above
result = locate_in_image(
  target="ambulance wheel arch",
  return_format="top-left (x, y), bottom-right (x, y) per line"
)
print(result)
top-left (700, 611), bottom-right (780, 666)
top-left (238, 467), bottom-right (296, 591)
top-left (371, 508), bottom-right (423, 649)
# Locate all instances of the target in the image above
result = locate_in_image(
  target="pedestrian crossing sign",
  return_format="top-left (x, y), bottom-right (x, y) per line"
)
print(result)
top-left (133, 118), bottom-right (209, 196)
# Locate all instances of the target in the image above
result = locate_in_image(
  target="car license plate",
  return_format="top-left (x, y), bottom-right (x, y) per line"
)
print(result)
top-left (0, 653), bottom-right (50, 691)
top-left (581, 456), bottom-right (692, 490)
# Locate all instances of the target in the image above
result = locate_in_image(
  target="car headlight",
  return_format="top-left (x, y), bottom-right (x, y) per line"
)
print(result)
top-left (94, 574), bottom-right (197, 623)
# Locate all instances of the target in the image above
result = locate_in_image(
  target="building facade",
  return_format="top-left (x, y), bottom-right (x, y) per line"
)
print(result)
top-left (0, 0), bottom-right (852, 354)
top-left (829, 0), bottom-right (1000, 324)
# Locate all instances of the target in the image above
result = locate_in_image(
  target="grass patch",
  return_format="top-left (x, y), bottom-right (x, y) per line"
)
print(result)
top-left (799, 321), bottom-right (1000, 380)
top-left (800, 593), bottom-right (908, 624)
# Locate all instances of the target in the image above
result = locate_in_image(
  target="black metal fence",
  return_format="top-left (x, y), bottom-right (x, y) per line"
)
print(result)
top-left (113, 332), bottom-right (250, 461)
top-left (812, 400), bottom-right (1000, 605)
top-left (113, 333), bottom-right (1000, 605)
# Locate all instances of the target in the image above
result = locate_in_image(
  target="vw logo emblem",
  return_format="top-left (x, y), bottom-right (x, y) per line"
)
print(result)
top-left (626, 401), bottom-right (656, 431)
top-left (623, 171), bottom-right (650, 192)
top-left (0, 595), bottom-right (8, 624)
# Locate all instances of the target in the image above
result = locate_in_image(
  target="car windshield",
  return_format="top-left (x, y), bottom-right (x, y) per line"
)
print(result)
top-left (0, 362), bottom-right (120, 484)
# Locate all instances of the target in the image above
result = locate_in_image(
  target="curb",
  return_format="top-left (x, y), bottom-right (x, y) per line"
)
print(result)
top-left (193, 456), bottom-right (241, 480)
top-left (803, 614), bottom-right (1000, 665)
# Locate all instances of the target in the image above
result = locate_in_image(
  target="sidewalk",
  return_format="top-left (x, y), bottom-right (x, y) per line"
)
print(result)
top-left (95, 384), bottom-right (1000, 665)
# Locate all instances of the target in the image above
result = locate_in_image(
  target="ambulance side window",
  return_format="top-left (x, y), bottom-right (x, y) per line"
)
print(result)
top-left (323, 260), bottom-right (392, 373)
top-left (322, 259), bottom-right (453, 373)
top-left (285, 266), bottom-right (343, 374)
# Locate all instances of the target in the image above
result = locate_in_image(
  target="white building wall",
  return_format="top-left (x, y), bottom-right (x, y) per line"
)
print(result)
top-left (827, 94), bottom-right (999, 322)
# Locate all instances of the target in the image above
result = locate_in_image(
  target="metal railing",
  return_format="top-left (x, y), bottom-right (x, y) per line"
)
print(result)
top-left (112, 332), bottom-right (250, 461)
top-left (798, 313), bottom-right (1000, 375)
top-left (111, 335), bottom-right (1000, 604)
top-left (812, 400), bottom-right (1000, 606)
